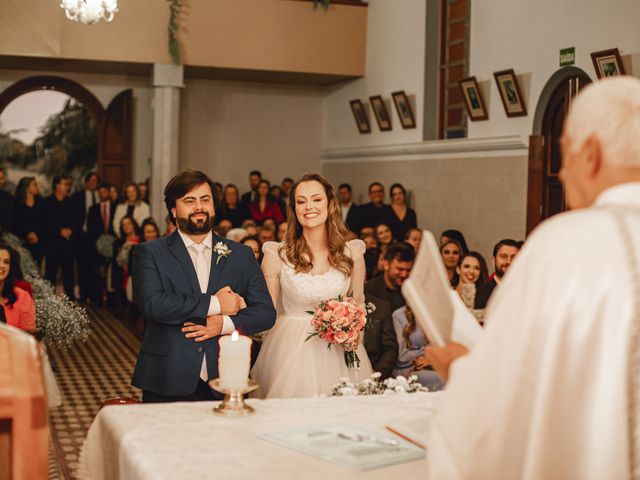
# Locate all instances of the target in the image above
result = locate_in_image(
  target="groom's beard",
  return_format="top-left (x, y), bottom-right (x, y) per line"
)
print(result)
top-left (176, 211), bottom-right (214, 235)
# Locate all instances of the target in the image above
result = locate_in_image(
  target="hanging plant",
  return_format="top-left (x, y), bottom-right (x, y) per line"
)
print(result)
top-left (167, 0), bottom-right (181, 65)
top-left (312, 0), bottom-right (330, 10)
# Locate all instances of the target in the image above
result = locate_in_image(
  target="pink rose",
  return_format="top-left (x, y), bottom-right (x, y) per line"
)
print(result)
top-left (334, 331), bottom-right (349, 344)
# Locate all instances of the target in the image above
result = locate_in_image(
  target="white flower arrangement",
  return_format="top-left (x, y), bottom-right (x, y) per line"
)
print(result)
top-left (1, 232), bottom-right (91, 349)
top-left (96, 233), bottom-right (117, 259)
top-left (213, 241), bottom-right (232, 264)
top-left (330, 372), bottom-right (430, 396)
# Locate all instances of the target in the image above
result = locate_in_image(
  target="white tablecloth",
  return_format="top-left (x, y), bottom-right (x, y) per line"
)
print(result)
top-left (79, 392), bottom-right (441, 480)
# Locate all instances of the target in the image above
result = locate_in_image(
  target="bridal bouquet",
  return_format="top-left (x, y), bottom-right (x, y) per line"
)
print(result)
top-left (305, 295), bottom-right (367, 369)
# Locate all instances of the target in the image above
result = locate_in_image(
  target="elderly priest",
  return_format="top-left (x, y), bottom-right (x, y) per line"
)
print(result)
top-left (426, 76), bottom-right (640, 479)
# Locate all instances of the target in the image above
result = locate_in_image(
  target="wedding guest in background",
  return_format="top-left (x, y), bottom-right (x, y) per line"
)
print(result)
top-left (12, 177), bottom-right (46, 265)
top-left (241, 170), bottom-right (262, 206)
top-left (109, 184), bottom-right (122, 205)
top-left (364, 246), bottom-right (380, 281)
top-left (362, 233), bottom-right (378, 250)
top-left (363, 294), bottom-right (398, 379)
top-left (249, 180), bottom-right (284, 225)
top-left (226, 228), bottom-right (250, 242)
top-left (476, 239), bottom-right (521, 309)
top-left (140, 218), bottom-right (160, 243)
top-left (269, 185), bottom-right (287, 219)
top-left (0, 167), bottom-right (15, 232)
top-left (441, 229), bottom-right (469, 255)
top-left (263, 218), bottom-right (277, 231)
top-left (392, 305), bottom-right (443, 390)
top-left (353, 182), bottom-right (393, 234)
top-left (216, 219), bottom-right (233, 238)
top-left (164, 214), bottom-right (177, 236)
top-left (388, 183), bottom-right (417, 242)
top-left (440, 239), bottom-right (462, 286)
top-left (360, 226), bottom-right (375, 239)
top-left (113, 216), bottom-right (141, 304)
top-left (258, 225), bottom-right (276, 244)
top-left (338, 183), bottom-right (358, 231)
top-left (281, 177), bottom-right (294, 199)
top-left (71, 171), bottom-right (100, 303)
top-left (277, 222), bottom-right (287, 241)
top-left (213, 182), bottom-right (223, 201)
top-left (217, 184), bottom-right (249, 227)
top-left (87, 183), bottom-right (116, 305)
top-left (113, 182), bottom-right (150, 237)
top-left (0, 243), bottom-right (35, 332)
top-left (455, 252), bottom-right (489, 312)
top-left (241, 235), bottom-right (263, 264)
top-left (405, 228), bottom-right (423, 252)
top-left (44, 175), bottom-right (76, 299)
top-left (375, 223), bottom-right (394, 247)
top-left (138, 181), bottom-right (149, 203)
top-left (365, 243), bottom-right (414, 314)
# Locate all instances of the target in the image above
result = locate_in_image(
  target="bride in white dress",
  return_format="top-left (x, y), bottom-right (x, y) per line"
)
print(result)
top-left (251, 173), bottom-right (373, 398)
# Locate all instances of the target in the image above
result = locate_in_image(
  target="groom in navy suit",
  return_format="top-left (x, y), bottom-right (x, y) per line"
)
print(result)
top-left (131, 170), bottom-right (276, 402)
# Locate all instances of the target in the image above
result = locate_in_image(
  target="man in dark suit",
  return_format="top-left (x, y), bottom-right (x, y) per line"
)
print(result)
top-left (87, 182), bottom-right (115, 305)
top-left (0, 167), bottom-right (14, 232)
top-left (475, 239), bottom-right (521, 309)
top-left (363, 294), bottom-right (398, 379)
top-left (131, 170), bottom-right (276, 402)
top-left (338, 183), bottom-right (359, 232)
top-left (365, 243), bottom-right (415, 314)
top-left (353, 182), bottom-right (394, 235)
top-left (71, 171), bottom-right (100, 302)
top-left (240, 170), bottom-right (262, 207)
top-left (43, 175), bottom-right (76, 299)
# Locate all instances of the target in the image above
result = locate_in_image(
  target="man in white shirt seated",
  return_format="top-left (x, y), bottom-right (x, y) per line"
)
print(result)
top-left (425, 76), bottom-right (640, 479)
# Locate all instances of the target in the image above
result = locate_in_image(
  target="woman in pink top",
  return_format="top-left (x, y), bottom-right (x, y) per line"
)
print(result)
top-left (0, 243), bottom-right (35, 331)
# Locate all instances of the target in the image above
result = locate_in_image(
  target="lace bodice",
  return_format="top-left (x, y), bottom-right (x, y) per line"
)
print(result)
top-left (261, 240), bottom-right (366, 317)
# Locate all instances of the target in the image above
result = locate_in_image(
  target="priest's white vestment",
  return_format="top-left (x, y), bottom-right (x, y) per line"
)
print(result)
top-left (428, 183), bottom-right (640, 480)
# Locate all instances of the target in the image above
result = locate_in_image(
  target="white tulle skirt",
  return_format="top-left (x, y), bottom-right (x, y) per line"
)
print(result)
top-left (251, 314), bottom-right (373, 399)
top-left (41, 344), bottom-right (62, 408)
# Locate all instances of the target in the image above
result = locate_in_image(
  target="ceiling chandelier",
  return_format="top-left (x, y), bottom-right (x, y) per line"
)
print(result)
top-left (60, 0), bottom-right (118, 25)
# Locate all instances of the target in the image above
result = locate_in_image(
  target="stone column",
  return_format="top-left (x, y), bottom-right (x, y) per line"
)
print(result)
top-left (151, 64), bottom-right (184, 231)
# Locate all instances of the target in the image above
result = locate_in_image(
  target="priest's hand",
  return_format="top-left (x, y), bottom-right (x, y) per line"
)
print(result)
top-left (182, 315), bottom-right (224, 342)
top-left (425, 342), bottom-right (469, 382)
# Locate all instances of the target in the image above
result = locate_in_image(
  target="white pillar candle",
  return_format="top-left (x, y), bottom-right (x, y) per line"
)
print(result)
top-left (218, 330), bottom-right (252, 390)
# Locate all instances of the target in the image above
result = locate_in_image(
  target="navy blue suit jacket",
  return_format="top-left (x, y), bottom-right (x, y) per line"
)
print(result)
top-left (131, 231), bottom-right (276, 396)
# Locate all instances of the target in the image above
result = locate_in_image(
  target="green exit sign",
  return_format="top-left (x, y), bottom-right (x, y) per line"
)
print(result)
top-left (560, 47), bottom-right (575, 66)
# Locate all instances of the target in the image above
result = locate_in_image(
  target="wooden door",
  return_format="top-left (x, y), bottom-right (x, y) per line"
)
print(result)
top-left (100, 89), bottom-right (133, 189)
top-left (526, 75), bottom-right (590, 234)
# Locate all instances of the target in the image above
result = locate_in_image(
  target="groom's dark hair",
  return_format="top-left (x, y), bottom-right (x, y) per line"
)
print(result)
top-left (164, 170), bottom-right (219, 222)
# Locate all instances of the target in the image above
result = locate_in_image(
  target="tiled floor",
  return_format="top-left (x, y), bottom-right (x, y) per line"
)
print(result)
top-left (47, 305), bottom-right (141, 479)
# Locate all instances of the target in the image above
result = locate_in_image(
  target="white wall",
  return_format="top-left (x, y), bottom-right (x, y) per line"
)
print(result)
top-left (468, 0), bottom-right (640, 139)
top-left (0, 68), bottom-right (154, 183)
top-left (323, 0), bottom-right (427, 149)
top-left (179, 78), bottom-right (324, 190)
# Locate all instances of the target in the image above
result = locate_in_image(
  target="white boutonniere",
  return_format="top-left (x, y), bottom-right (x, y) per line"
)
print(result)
top-left (213, 242), bottom-right (232, 264)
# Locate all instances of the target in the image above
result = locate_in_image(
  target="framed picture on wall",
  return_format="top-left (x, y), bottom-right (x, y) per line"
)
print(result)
top-left (349, 99), bottom-right (371, 134)
top-left (459, 76), bottom-right (488, 121)
top-left (493, 69), bottom-right (527, 117)
top-left (391, 90), bottom-right (416, 129)
top-left (369, 95), bottom-right (392, 131)
top-left (591, 48), bottom-right (626, 79)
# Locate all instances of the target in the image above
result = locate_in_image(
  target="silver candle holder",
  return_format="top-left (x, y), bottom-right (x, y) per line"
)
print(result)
top-left (209, 379), bottom-right (258, 417)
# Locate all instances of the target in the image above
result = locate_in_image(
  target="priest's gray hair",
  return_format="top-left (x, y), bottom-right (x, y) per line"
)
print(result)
top-left (565, 76), bottom-right (640, 167)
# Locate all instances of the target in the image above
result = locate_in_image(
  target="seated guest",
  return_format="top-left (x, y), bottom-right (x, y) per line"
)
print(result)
top-left (113, 182), bottom-right (150, 237)
top-left (353, 182), bottom-right (393, 234)
top-left (269, 185), bottom-right (287, 219)
top-left (454, 252), bottom-right (489, 316)
top-left (364, 246), bottom-right (380, 281)
top-left (0, 243), bottom-right (35, 331)
top-left (392, 305), bottom-right (444, 390)
top-left (363, 294), bottom-right (398, 379)
top-left (388, 183), bottom-right (417, 242)
top-left (213, 182), bottom-right (223, 201)
top-left (441, 229), bottom-right (469, 255)
top-left (241, 235), bottom-right (263, 263)
top-left (338, 183), bottom-right (358, 231)
top-left (164, 214), bottom-right (177, 236)
top-left (365, 243), bottom-right (415, 314)
top-left (249, 180), bottom-right (284, 225)
top-left (12, 176), bottom-right (46, 265)
top-left (440, 239), bottom-right (462, 286)
top-left (375, 223), bottom-right (394, 247)
top-left (476, 239), bottom-right (521, 309)
top-left (362, 232), bottom-right (378, 250)
top-left (217, 184), bottom-right (250, 227)
top-left (226, 228), bottom-right (250, 242)
top-left (258, 225), bottom-right (276, 244)
top-left (216, 219), bottom-right (233, 237)
top-left (240, 170), bottom-right (262, 206)
top-left (263, 217), bottom-right (277, 231)
top-left (405, 228), bottom-right (423, 252)
top-left (277, 222), bottom-right (287, 241)
top-left (281, 177), bottom-right (294, 199)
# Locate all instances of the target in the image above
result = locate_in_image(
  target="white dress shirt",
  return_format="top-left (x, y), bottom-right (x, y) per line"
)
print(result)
top-left (340, 202), bottom-right (353, 223)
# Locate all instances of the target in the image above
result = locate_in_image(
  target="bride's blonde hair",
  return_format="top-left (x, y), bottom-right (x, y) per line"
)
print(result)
top-left (280, 173), bottom-right (353, 276)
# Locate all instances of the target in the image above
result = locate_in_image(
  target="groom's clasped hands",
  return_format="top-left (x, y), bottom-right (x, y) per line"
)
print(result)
top-left (181, 286), bottom-right (247, 342)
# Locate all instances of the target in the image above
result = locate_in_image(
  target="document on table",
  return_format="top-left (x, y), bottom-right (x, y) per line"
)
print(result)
top-left (259, 423), bottom-right (425, 470)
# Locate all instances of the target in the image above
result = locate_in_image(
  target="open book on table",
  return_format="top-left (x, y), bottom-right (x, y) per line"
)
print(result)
top-left (401, 230), bottom-right (483, 348)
